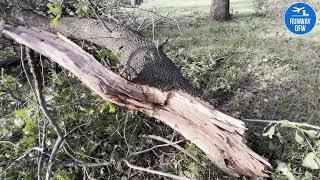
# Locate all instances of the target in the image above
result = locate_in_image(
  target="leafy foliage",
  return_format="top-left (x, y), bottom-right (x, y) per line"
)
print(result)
top-left (75, 0), bottom-right (91, 16)
top-left (47, 0), bottom-right (62, 27)
top-left (261, 121), bottom-right (320, 179)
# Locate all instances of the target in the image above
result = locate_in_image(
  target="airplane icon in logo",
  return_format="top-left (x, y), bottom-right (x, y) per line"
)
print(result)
top-left (292, 7), bottom-right (305, 13)
top-left (292, 7), bottom-right (309, 16)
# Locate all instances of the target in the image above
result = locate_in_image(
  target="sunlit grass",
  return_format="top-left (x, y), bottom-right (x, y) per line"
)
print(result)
top-left (140, 0), bottom-right (255, 16)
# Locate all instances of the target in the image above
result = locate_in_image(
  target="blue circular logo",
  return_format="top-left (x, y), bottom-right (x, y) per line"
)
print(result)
top-left (284, 2), bottom-right (317, 34)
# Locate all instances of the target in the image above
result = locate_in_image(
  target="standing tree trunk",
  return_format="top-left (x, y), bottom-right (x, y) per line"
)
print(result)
top-left (129, 0), bottom-right (143, 6)
top-left (130, 0), bottom-right (136, 7)
top-left (210, 0), bottom-right (230, 21)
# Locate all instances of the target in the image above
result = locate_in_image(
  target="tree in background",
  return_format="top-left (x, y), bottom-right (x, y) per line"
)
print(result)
top-left (210, 0), bottom-right (230, 20)
top-left (129, 0), bottom-right (143, 7)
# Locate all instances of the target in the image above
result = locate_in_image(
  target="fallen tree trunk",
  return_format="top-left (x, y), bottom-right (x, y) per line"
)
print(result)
top-left (14, 10), bottom-right (199, 95)
top-left (2, 24), bottom-right (271, 178)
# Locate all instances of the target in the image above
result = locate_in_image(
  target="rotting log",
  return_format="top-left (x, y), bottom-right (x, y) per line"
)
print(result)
top-left (1, 25), bottom-right (271, 178)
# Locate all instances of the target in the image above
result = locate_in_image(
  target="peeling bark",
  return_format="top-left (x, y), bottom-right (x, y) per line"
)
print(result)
top-left (2, 25), bottom-right (271, 178)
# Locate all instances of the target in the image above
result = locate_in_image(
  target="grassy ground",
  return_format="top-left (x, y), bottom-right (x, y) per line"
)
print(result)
top-left (141, 0), bottom-right (320, 123)
top-left (140, 0), bottom-right (320, 178)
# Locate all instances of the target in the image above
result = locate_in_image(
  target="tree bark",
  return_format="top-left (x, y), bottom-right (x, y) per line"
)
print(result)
top-left (129, 0), bottom-right (143, 6)
top-left (130, 0), bottom-right (136, 6)
top-left (14, 10), bottom-right (199, 95)
top-left (210, 0), bottom-right (230, 21)
top-left (2, 25), bottom-right (271, 177)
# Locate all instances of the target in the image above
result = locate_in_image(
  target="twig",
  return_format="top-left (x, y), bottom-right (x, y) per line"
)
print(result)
top-left (146, 135), bottom-right (201, 164)
top-left (122, 159), bottom-right (192, 180)
top-left (0, 141), bottom-right (17, 147)
top-left (64, 121), bottom-right (92, 138)
top-left (63, 142), bottom-right (103, 162)
top-left (0, 17), bottom-right (4, 30)
top-left (174, 19), bottom-right (182, 33)
top-left (20, 46), bottom-right (35, 95)
top-left (136, 14), bottom-right (146, 31)
top-left (25, 48), bottom-right (64, 180)
top-left (0, 6), bottom-right (6, 17)
top-left (64, 161), bottom-right (110, 167)
top-left (123, 113), bottom-right (130, 156)
top-left (0, 147), bottom-right (43, 176)
top-left (37, 120), bottom-right (47, 180)
top-left (126, 6), bottom-right (174, 21)
top-left (36, 54), bottom-right (47, 180)
top-left (151, 16), bottom-right (156, 44)
top-left (88, 0), bottom-right (112, 33)
top-left (61, 145), bottom-right (110, 170)
top-left (243, 118), bottom-right (320, 131)
top-left (84, 167), bottom-right (97, 180)
top-left (130, 140), bottom-right (183, 156)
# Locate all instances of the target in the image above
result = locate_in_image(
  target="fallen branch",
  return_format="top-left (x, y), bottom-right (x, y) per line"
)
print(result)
top-left (2, 25), bottom-right (271, 177)
top-left (25, 47), bottom-right (65, 180)
top-left (243, 118), bottom-right (320, 131)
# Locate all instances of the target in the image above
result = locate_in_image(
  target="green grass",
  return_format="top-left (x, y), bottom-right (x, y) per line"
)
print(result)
top-left (139, 0), bottom-right (255, 18)
top-left (141, 0), bottom-right (254, 12)
top-left (141, 0), bottom-right (320, 124)
top-left (141, 0), bottom-right (320, 41)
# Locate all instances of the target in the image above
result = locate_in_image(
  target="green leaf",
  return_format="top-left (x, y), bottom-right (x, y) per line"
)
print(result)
top-left (47, 1), bottom-right (62, 28)
top-left (51, 70), bottom-right (63, 85)
top-left (302, 152), bottom-right (320, 170)
top-left (295, 131), bottom-right (304, 144)
top-left (275, 161), bottom-right (296, 180)
top-left (77, 5), bottom-right (90, 16)
top-left (47, 3), bottom-right (55, 12)
top-left (98, 48), bottom-right (113, 58)
top-left (276, 132), bottom-right (284, 143)
top-left (24, 117), bottom-right (37, 135)
top-left (55, 13), bottom-right (61, 20)
top-left (54, 170), bottom-right (72, 180)
top-left (263, 125), bottom-right (276, 138)
top-left (56, 3), bottom-right (62, 12)
top-left (108, 103), bottom-right (116, 113)
top-left (15, 108), bottom-right (27, 119)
